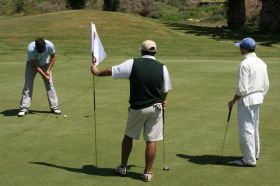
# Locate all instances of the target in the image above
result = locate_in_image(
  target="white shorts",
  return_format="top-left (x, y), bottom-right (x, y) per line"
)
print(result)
top-left (125, 104), bottom-right (163, 141)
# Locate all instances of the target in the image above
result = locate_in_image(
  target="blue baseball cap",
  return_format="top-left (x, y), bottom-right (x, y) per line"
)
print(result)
top-left (234, 37), bottom-right (256, 50)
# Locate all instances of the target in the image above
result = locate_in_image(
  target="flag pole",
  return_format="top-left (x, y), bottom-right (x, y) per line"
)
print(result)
top-left (92, 53), bottom-right (98, 167)
top-left (91, 23), bottom-right (106, 167)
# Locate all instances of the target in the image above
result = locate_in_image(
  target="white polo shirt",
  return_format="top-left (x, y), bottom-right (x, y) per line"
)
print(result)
top-left (27, 40), bottom-right (55, 67)
top-left (236, 52), bottom-right (269, 106)
top-left (112, 55), bottom-right (172, 93)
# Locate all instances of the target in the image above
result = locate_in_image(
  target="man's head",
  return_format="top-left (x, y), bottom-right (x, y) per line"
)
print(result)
top-left (235, 37), bottom-right (256, 55)
top-left (140, 40), bottom-right (157, 56)
top-left (35, 38), bottom-right (46, 53)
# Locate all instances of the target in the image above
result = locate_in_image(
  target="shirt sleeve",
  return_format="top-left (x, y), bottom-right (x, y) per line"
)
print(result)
top-left (48, 42), bottom-right (55, 55)
top-left (27, 46), bottom-right (36, 61)
top-left (236, 64), bottom-right (249, 96)
top-left (162, 65), bottom-right (172, 93)
top-left (263, 66), bottom-right (269, 96)
top-left (112, 59), bottom-right (134, 79)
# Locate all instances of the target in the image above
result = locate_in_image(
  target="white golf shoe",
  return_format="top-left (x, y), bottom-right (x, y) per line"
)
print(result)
top-left (17, 111), bottom-right (27, 117)
top-left (231, 159), bottom-right (256, 167)
top-left (142, 173), bottom-right (153, 182)
top-left (52, 109), bottom-right (62, 115)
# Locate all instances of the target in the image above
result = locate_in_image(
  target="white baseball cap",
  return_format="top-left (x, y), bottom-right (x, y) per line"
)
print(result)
top-left (140, 40), bottom-right (157, 52)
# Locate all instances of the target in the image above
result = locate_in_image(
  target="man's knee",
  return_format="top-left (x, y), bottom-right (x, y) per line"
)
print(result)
top-left (146, 141), bottom-right (156, 146)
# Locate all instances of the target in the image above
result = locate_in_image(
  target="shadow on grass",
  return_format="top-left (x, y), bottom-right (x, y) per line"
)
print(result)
top-left (176, 154), bottom-right (241, 167)
top-left (165, 23), bottom-right (280, 47)
top-left (0, 109), bottom-right (18, 116)
top-left (0, 109), bottom-right (51, 117)
top-left (29, 162), bottom-right (141, 180)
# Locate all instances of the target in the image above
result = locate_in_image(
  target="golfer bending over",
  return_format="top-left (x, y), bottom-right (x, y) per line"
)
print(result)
top-left (228, 37), bottom-right (269, 167)
top-left (91, 40), bottom-right (172, 182)
top-left (18, 38), bottom-right (61, 117)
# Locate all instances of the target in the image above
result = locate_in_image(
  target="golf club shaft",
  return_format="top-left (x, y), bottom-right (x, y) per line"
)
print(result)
top-left (227, 107), bottom-right (232, 123)
top-left (220, 108), bottom-right (232, 159)
top-left (162, 107), bottom-right (165, 167)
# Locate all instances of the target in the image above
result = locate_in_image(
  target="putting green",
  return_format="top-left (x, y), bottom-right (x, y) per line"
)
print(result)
top-left (0, 10), bottom-right (279, 186)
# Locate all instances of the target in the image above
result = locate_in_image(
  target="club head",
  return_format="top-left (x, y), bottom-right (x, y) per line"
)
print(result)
top-left (163, 165), bottom-right (170, 171)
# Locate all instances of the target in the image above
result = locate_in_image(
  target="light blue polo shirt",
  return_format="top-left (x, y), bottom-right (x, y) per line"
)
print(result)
top-left (27, 40), bottom-right (55, 66)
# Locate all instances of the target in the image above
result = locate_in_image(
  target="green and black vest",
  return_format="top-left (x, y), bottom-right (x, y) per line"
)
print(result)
top-left (129, 57), bottom-right (164, 109)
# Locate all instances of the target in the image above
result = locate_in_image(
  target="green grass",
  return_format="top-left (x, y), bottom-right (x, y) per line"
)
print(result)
top-left (0, 10), bottom-right (280, 186)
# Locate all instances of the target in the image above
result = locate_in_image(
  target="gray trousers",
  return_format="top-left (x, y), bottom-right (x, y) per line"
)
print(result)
top-left (238, 102), bottom-right (260, 165)
top-left (19, 62), bottom-right (59, 112)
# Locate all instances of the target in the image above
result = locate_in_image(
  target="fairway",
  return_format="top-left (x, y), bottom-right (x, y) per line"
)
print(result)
top-left (0, 11), bottom-right (280, 186)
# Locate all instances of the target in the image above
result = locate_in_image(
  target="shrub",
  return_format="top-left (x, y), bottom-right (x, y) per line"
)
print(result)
top-left (0, 0), bottom-right (36, 15)
top-left (85, 0), bottom-right (102, 10)
top-left (0, 0), bottom-right (67, 15)
top-left (118, 0), bottom-right (142, 13)
top-left (140, 0), bottom-right (153, 16)
top-left (150, 3), bottom-right (183, 22)
top-left (14, 0), bottom-right (25, 12)
top-left (37, 0), bottom-right (67, 13)
top-left (0, 0), bottom-right (9, 14)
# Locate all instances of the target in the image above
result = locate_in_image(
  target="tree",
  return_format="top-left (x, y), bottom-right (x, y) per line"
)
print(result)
top-left (260, 0), bottom-right (280, 33)
top-left (227, 0), bottom-right (246, 30)
top-left (67, 0), bottom-right (85, 9)
top-left (103, 0), bottom-right (119, 11)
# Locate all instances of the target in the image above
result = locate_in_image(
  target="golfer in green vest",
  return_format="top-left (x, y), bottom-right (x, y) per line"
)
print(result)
top-left (91, 40), bottom-right (172, 182)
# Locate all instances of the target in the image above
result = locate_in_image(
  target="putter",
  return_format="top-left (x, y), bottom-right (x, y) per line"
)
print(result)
top-left (218, 108), bottom-right (232, 164)
top-left (162, 108), bottom-right (170, 171)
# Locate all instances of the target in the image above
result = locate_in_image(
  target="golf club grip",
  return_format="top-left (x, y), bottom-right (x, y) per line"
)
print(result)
top-left (227, 108), bottom-right (232, 122)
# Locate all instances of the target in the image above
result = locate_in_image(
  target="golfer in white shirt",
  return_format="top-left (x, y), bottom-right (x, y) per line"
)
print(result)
top-left (18, 38), bottom-right (61, 117)
top-left (228, 37), bottom-right (269, 167)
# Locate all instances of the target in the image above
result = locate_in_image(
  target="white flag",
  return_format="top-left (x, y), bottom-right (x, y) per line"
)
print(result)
top-left (91, 23), bottom-right (106, 66)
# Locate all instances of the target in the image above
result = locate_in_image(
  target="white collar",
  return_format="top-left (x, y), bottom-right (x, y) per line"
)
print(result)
top-left (242, 52), bottom-right (256, 59)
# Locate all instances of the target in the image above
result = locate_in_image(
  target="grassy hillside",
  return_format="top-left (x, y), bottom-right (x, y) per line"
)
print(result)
top-left (1, 10), bottom-right (279, 62)
top-left (0, 10), bottom-right (280, 186)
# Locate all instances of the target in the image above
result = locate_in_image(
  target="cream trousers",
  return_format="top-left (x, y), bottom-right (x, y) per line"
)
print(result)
top-left (238, 102), bottom-right (260, 165)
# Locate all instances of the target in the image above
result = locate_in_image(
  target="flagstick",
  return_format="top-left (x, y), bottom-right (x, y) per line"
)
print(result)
top-left (92, 54), bottom-right (98, 167)
top-left (91, 23), bottom-right (106, 167)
